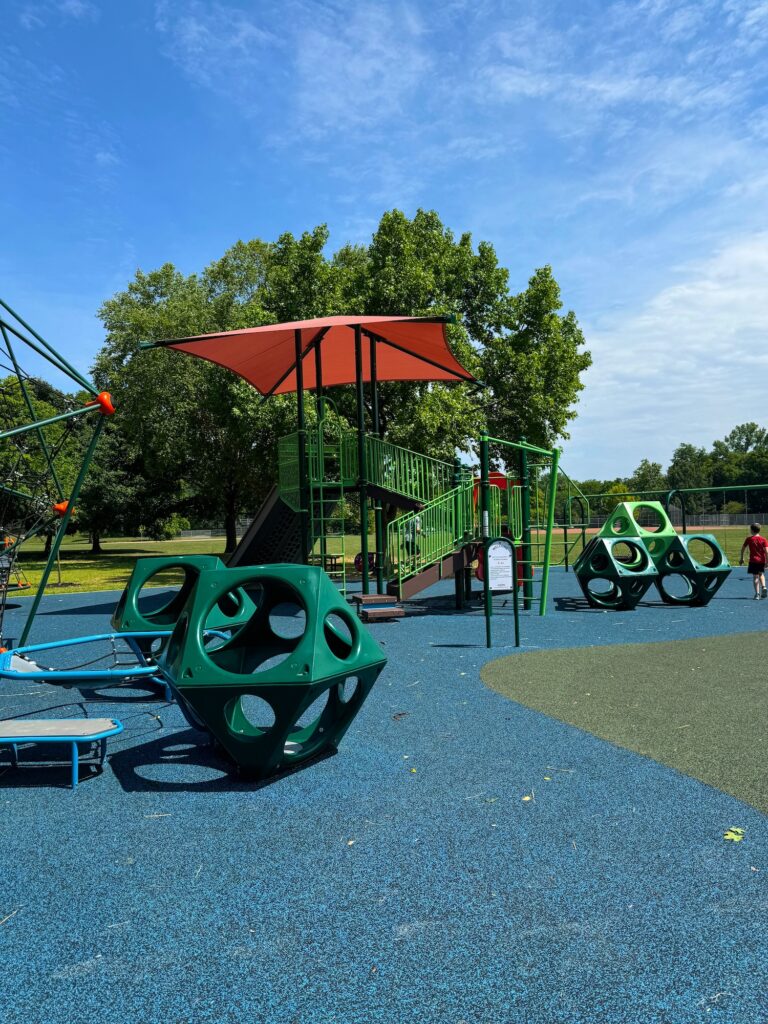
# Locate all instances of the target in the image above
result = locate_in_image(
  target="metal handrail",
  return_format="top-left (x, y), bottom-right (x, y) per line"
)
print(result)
top-left (365, 435), bottom-right (455, 504)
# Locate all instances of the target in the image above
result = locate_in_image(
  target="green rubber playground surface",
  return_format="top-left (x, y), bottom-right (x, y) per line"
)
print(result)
top-left (481, 631), bottom-right (768, 814)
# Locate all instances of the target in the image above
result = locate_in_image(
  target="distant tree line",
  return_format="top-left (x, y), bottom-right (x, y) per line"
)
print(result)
top-left (575, 423), bottom-right (768, 516)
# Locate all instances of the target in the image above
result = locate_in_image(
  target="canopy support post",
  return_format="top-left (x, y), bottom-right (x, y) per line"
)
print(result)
top-left (294, 329), bottom-right (310, 566)
top-left (370, 336), bottom-right (384, 594)
top-left (314, 339), bottom-right (326, 571)
top-left (354, 326), bottom-right (369, 595)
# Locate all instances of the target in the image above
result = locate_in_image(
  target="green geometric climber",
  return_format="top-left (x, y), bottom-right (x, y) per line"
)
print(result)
top-left (574, 501), bottom-right (731, 610)
top-left (653, 533), bottom-right (731, 606)
top-left (601, 501), bottom-right (678, 549)
top-left (159, 563), bottom-right (387, 779)
top-left (573, 535), bottom-right (658, 610)
top-left (112, 554), bottom-right (256, 652)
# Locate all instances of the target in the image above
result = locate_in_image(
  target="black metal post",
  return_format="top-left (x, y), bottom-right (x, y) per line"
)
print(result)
top-left (354, 326), bottom-right (369, 594)
top-left (314, 335), bottom-right (327, 569)
top-left (294, 329), bottom-right (310, 565)
top-left (370, 336), bottom-right (384, 593)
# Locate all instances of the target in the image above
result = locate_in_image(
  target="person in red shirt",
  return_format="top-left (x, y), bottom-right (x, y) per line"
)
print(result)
top-left (739, 522), bottom-right (768, 599)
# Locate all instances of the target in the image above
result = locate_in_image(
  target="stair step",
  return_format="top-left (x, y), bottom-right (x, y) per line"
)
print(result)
top-left (351, 594), bottom-right (399, 606)
top-left (361, 606), bottom-right (405, 622)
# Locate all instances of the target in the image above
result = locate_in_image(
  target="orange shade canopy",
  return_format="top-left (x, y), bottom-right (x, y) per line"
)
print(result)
top-left (145, 315), bottom-right (475, 396)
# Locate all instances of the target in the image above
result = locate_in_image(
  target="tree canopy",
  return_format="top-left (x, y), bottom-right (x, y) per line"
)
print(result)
top-left (89, 209), bottom-right (591, 549)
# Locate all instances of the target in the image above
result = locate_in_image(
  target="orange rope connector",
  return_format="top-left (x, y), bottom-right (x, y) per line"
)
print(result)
top-left (86, 391), bottom-right (116, 416)
top-left (53, 500), bottom-right (71, 517)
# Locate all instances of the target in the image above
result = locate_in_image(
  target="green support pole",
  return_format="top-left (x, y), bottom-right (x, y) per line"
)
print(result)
top-left (511, 530), bottom-right (520, 647)
top-left (480, 432), bottom-right (492, 648)
top-left (563, 520), bottom-right (569, 572)
top-left (538, 447), bottom-right (559, 616)
top-left (519, 437), bottom-right (533, 611)
top-left (370, 337), bottom-right (385, 594)
top-left (0, 323), bottom-right (64, 500)
top-left (354, 326), bottom-right (370, 595)
top-left (294, 330), bottom-right (310, 566)
top-left (19, 417), bottom-right (106, 646)
top-left (0, 403), bottom-right (99, 442)
top-left (0, 300), bottom-right (98, 395)
top-left (314, 340), bottom-right (325, 421)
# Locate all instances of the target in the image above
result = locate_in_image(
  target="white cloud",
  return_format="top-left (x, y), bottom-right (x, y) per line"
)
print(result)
top-left (293, 4), bottom-right (431, 135)
top-left (57, 0), bottom-right (99, 19)
top-left (563, 233), bottom-right (768, 478)
top-left (155, 0), bottom-right (276, 98)
top-left (17, 0), bottom-right (98, 27)
top-left (18, 5), bottom-right (46, 29)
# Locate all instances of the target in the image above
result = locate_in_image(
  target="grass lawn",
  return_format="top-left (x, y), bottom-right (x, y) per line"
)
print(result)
top-left (14, 535), bottom-right (227, 595)
top-left (9, 524), bottom-right (754, 598)
top-left (12, 532), bottom-right (379, 596)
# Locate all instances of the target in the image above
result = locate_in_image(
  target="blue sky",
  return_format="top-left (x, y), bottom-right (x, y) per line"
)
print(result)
top-left (3, 0), bottom-right (768, 479)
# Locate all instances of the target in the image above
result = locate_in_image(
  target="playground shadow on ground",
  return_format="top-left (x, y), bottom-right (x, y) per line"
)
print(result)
top-left (109, 727), bottom-right (336, 793)
top-left (41, 599), bottom-right (122, 618)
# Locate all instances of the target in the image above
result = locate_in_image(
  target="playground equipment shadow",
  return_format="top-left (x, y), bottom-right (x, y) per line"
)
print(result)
top-left (0, 567), bottom-right (766, 1024)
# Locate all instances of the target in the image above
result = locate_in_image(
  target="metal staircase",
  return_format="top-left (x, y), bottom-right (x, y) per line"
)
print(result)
top-left (236, 422), bottom-right (529, 602)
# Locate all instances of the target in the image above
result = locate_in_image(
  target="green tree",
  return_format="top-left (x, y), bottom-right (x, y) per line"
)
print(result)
top-left (480, 266), bottom-right (591, 453)
top-left (667, 443), bottom-right (713, 513)
top-left (602, 481), bottom-right (638, 513)
top-left (723, 423), bottom-right (768, 453)
top-left (628, 458), bottom-right (667, 496)
top-left (96, 265), bottom-right (297, 552)
top-left (94, 211), bottom-right (592, 549)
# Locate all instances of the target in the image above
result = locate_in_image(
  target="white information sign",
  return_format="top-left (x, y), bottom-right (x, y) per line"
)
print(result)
top-left (487, 539), bottom-right (515, 591)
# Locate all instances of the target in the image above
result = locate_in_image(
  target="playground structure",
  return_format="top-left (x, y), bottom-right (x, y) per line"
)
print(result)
top-left (145, 316), bottom-right (563, 648)
top-left (573, 500), bottom-right (731, 610)
top-left (0, 297), bottom-right (114, 647)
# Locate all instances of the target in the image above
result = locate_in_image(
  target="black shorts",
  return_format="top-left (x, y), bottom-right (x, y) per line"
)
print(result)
top-left (747, 561), bottom-right (766, 575)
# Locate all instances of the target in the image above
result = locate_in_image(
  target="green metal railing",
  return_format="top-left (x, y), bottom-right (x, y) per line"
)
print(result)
top-left (279, 427), bottom-right (456, 506)
top-left (366, 435), bottom-right (455, 505)
top-left (386, 475), bottom-right (504, 594)
top-left (386, 477), bottom-right (473, 591)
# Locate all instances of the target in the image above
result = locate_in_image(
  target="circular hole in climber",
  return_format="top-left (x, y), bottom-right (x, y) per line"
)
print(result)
top-left (268, 600), bottom-right (307, 640)
top-left (590, 550), bottom-right (610, 572)
top-left (612, 541), bottom-right (648, 571)
top-left (324, 611), bottom-right (355, 660)
top-left (225, 694), bottom-right (276, 738)
top-left (136, 566), bottom-right (193, 625)
top-left (284, 690), bottom-right (333, 755)
top-left (338, 676), bottom-right (360, 704)
top-left (665, 548), bottom-right (685, 569)
top-left (610, 517), bottom-right (630, 535)
top-left (630, 504), bottom-right (666, 533)
top-left (686, 538), bottom-right (722, 568)
top-left (657, 574), bottom-right (694, 601)
top-left (586, 577), bottom-right (619, 600)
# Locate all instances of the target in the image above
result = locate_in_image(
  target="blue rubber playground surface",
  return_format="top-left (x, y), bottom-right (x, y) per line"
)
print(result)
top-left (0, 567), bottom-right (766, 1023)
